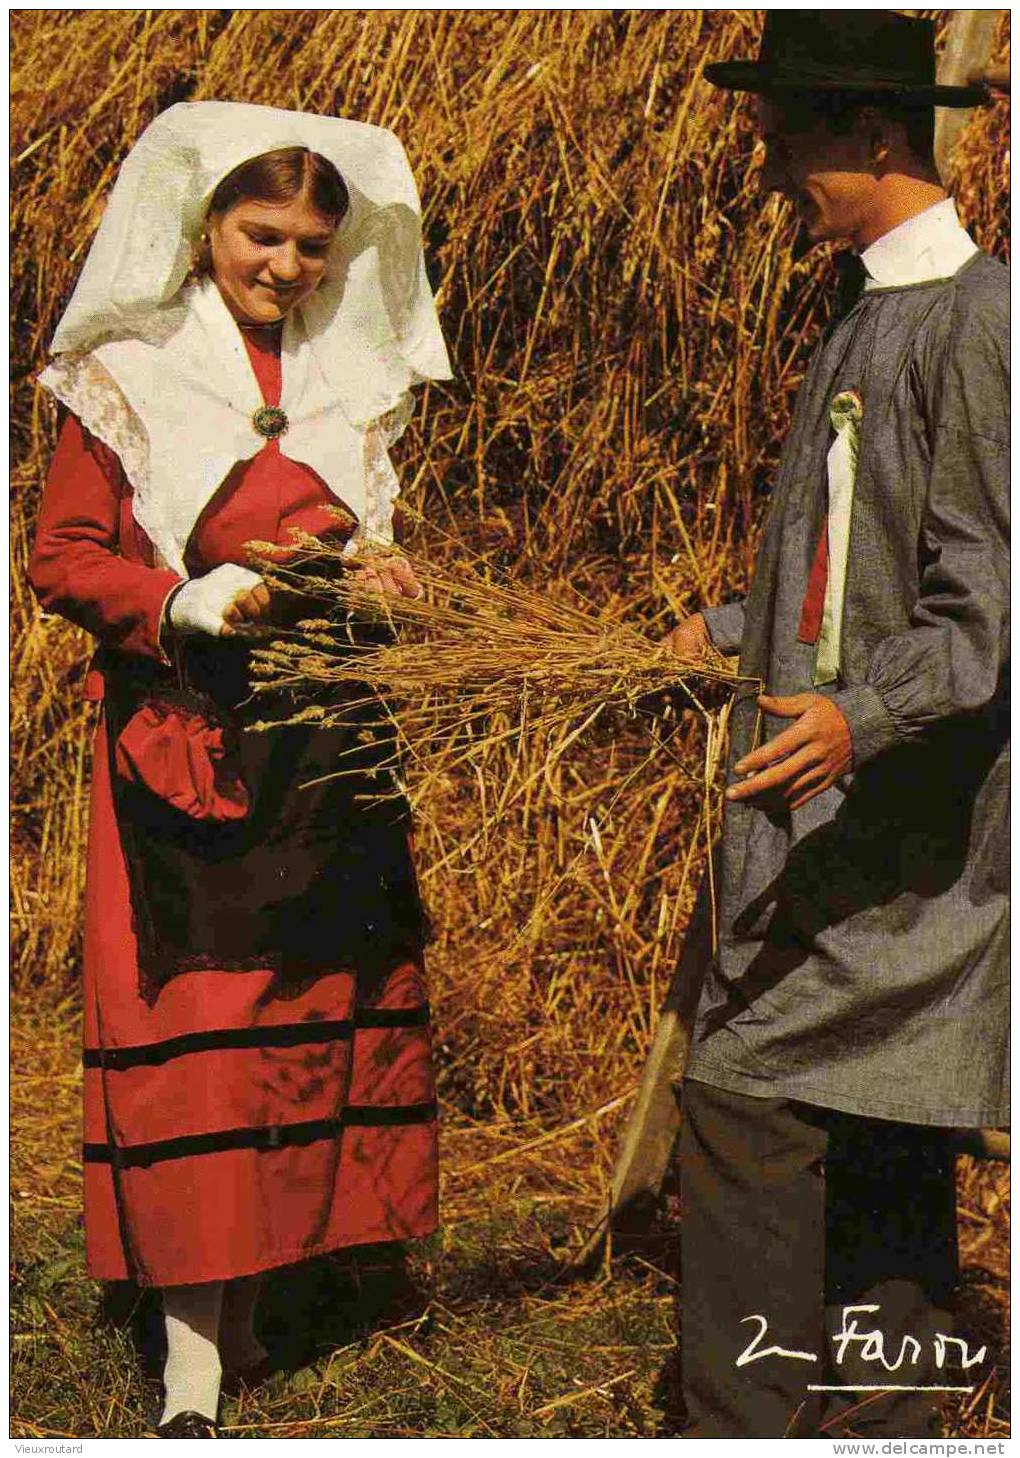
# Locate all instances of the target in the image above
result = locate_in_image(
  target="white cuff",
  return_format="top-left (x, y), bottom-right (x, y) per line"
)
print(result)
top-left (169, 563), bottom-right (262, 638)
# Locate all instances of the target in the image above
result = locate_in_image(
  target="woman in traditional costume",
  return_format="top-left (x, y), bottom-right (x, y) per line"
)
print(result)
top-left (30, 101), bottom-right (451, 1437)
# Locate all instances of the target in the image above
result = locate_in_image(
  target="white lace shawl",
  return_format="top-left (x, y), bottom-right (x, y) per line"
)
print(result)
top-left (40, 280), bottom-right (417, 573)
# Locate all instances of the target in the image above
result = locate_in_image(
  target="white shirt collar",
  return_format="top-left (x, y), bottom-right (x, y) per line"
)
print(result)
top-left (861, 198), bottom-right (978, 290)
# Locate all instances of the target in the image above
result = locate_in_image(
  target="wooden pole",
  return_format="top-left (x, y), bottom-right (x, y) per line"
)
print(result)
top-left (605, 887), bottom-right (709, 1239)
top-left (934, 9), bottom-right (1003, 182)
top-left (978, 65), bottom-right (1010, 94)
top-left (566, 889), bottom-right (708, 1274)
top-left (608, 969), bottom-right (700, 1228)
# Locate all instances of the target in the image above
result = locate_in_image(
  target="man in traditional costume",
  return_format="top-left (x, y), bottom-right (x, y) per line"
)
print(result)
top-left (665, 11), bottom-right (1008, 1439)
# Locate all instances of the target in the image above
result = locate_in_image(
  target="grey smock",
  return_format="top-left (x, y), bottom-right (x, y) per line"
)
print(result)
top-left (680, 252), bottom-right (1009, 1129)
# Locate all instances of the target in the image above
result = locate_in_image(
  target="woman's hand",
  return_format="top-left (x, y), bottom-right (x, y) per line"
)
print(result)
top-left (169, 563), bottom-right (269, 638)
top-left (663, 612), bottom-right (711, 662)
top-left (221, 580), bottom-right (272, 635)
top-left (352, 555), bottom-right (422, 599)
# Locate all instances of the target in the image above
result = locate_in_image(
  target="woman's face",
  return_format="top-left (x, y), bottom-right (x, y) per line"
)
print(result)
top-left (207, 194), bottom-right (338, 325)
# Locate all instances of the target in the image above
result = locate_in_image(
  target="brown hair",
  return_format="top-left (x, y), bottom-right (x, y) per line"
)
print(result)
top-left (772, 90), bottom-right (935, 165)
top-left (206, 146), bottom-right (349, 225)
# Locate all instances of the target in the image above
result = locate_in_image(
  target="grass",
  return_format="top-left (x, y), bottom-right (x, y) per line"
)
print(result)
top-left (10, 994), bottom-right (1010, 1440)
top-left (10, 8), bottom-right (1011, 1440)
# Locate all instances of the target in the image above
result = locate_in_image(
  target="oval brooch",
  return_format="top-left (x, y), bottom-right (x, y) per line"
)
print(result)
top-left (252, 405), bottom-right (289, 440)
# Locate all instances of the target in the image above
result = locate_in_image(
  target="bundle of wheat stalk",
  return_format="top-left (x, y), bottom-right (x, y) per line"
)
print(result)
top-left (247, 536), bottom-right (760, 941)
top-left (248, 535), bottom-right (759, 784)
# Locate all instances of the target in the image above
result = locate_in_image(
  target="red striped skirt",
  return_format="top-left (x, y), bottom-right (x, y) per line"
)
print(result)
top-left (82, 716), bottom-right (438, 1287)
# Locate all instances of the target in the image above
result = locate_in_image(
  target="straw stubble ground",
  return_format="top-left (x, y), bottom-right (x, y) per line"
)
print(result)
top-left (10, 9), bottom-right (1010, 1439)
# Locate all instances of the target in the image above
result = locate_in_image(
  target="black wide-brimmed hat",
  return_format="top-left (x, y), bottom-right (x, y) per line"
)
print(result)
top-left (705, 10), bottom-right (988, 108)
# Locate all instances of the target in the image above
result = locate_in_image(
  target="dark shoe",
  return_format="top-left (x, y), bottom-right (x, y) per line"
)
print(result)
top-left (156, 1410), bottom-right (218, 1438)
top-left (220, 1354), bottom-right (275, 1397)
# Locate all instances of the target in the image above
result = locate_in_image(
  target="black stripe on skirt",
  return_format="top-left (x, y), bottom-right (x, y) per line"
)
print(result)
top-left (83, 1102), bottom-right (439, 1168)
top-left (83, 1006), bottom-right (431, 1070)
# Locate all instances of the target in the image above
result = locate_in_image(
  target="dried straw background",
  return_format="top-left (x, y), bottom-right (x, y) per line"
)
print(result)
top-left (10, 10), bottom-right (1010, 1438)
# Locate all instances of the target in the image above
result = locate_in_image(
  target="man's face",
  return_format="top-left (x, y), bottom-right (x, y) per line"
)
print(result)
top-left (757, 97), bottom-right (879, 246)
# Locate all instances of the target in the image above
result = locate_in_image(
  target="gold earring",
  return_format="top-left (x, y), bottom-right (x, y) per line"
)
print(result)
top-left (187, 234), bottom-right (212, 283)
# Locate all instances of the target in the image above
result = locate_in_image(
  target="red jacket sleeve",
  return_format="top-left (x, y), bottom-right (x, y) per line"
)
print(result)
top-left (29, 415), bottom-right (183, 663)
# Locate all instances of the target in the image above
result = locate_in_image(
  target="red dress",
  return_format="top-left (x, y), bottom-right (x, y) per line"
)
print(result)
top-left (30, 328), bottom-right (439, 1287)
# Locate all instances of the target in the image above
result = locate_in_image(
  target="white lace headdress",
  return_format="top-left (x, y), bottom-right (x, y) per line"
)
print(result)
top-left (39, 101), bottom-right (452, 575)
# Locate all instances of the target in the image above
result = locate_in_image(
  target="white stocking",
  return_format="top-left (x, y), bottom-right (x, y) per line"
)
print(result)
top-left (160, 1281), bottom-right (224, 1425)
top-left (219, 1273), bottom-right (268, 1373)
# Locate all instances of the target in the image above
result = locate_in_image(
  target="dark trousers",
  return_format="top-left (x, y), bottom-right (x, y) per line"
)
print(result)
top-left (677, 1078), bottom-right (960, 1439)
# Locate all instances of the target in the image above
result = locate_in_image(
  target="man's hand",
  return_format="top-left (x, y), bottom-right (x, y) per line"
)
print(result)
top-left (664, 612), bottom-right (711, 662)
top-left (352, 555), bottom-right (422, 598)
top-left (726, 692), bottom-right (852, 811)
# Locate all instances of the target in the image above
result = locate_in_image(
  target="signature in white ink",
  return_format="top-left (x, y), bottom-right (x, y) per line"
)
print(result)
top-left (736, 1306), bottom-right (987, 1373)
top-left (736, 1314), bottom-right (817, 1367)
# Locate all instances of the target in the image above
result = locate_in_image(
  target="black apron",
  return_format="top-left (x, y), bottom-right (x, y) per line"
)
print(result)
top-left (103, 635), bottom-right (427, 1006)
